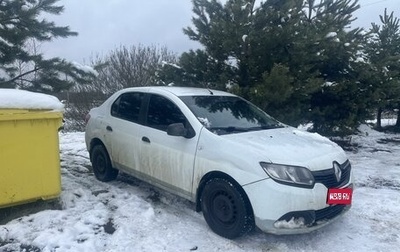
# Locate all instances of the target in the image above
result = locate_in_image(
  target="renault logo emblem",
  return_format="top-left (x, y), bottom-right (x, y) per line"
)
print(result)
top-left (333, 162), bottom-right (342, 182)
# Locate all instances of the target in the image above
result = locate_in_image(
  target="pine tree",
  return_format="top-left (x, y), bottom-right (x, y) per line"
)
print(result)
top-left (160, 0), bottom-right (372, 134)
top-left (300, 0), bottom-right (367, 135)
top-left (0, 0), bottom-right (95, 93)
top-left (364, 9), bottom-right (400, 129)
top-left (158, 49), bottom-right (225, 87)
top-left (182, 0), bottom-right (253, 90)
top-left (249, 0), bottom-right (323, 125)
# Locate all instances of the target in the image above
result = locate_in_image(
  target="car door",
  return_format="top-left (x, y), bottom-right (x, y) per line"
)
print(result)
top-left (139, 93), bottom-right (199, 198)
top-left (105, 92), bottom-right (145, 170)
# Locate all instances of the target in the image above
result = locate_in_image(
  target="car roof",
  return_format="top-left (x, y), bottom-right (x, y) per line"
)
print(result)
top-left (120, 86), bottom-right (236, 97)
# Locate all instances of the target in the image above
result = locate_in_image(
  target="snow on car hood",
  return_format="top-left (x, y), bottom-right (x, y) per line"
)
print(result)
top-left (222, 127), bottom-right (347, 171)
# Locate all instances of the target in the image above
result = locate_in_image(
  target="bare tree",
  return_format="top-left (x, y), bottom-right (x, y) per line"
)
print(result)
top-left (89, 44), bottom-right (178, 95)
top-left (61, 44), bottom-right (178, 131)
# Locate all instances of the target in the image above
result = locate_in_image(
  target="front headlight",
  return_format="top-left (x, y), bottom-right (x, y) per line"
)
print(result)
top-left (260, 162), bottom-right (315, 188)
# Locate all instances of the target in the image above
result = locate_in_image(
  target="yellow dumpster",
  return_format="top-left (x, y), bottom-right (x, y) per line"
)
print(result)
top-left (0, 89), bottom-right (63, 208)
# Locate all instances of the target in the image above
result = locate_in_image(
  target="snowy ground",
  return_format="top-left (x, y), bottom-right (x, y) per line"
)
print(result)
top-left (1, 125), bottom-right (399, 252)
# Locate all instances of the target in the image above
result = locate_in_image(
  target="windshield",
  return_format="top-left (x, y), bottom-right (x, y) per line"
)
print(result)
top-left (179, 95), bottom-right (283, 135)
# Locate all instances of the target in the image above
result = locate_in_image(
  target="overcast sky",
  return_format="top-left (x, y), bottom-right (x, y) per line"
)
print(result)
top-left (43, 0), bottom-right (400, 63)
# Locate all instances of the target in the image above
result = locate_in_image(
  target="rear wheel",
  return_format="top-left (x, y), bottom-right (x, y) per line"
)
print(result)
top-left (91, 145), bottom-right (118, 182)
top-left (201, 178), bottom-right (254, 239)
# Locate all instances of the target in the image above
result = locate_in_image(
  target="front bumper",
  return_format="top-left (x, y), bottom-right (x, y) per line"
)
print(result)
top-left (243, 176), bottom-right (353, 235)
top-left (257, 204), bottom-right (351, 235)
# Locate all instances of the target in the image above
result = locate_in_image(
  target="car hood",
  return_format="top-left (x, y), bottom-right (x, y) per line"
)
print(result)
top-left (222, 127), bottom-right (347, 171)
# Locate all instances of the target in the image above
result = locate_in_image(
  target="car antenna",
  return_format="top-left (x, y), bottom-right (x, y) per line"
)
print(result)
top-left (207, 88), bottom-right (214, 95)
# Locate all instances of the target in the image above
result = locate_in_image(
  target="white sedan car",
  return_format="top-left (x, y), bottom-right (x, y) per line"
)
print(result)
top-left (85, 86), bottom-right (353, 239)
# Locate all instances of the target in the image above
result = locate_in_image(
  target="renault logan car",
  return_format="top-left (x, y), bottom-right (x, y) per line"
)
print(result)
top-left (85, 86), bottom-right (353, 239)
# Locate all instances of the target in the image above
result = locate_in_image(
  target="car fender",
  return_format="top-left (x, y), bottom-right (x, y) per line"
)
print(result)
top-left (192, 128), bottom-right (269, 199)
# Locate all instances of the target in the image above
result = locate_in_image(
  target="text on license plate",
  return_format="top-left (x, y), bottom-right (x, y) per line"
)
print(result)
top-left (327, 188), bottom-right (353, 205)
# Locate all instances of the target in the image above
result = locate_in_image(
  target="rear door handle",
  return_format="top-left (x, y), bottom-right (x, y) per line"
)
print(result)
top-left (106, 126), bottom-right (113, 132)
top-left (142, 136), bottom-right (150, 143)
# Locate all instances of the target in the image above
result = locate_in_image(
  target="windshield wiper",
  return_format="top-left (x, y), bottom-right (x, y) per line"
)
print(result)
top-left (209, 124), bottom-right (284, 135)
top-left (247, 124), bottom-right (285, 131)
top-left (208, 126), bottom-right (251, 133)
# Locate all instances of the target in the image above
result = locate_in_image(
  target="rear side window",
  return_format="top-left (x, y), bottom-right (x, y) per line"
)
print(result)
top-left (111, 92), bottom-right (145, 123)
top-left (146, 94), bottom-right (186, 131)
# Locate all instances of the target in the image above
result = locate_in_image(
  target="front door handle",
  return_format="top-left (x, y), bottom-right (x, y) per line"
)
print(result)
top-left (142, 136), bottom-right (150, 143)
top-left (106, 126), bottom-right (113, 132)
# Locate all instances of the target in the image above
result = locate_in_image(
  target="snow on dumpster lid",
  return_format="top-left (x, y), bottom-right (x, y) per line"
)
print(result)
top-left (0, 89), bottom-right (64, 111)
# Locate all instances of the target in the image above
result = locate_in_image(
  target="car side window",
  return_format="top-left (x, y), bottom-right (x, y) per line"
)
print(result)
top-left (111, 92), bottom-right (144, 123)
top-left (147, 94), bottom-right (186, 131)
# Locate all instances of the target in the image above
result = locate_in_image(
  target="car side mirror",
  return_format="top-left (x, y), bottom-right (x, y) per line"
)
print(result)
top-left (167, 123), bottom-right (195, 138)
top-left (167, 123), bottom-right (187, 137)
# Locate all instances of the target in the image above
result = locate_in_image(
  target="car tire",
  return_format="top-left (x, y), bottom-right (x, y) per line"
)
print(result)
top-left (91, 144), bottom-right (118, 182)
top-left (201, 177), bottom-right (254, 239)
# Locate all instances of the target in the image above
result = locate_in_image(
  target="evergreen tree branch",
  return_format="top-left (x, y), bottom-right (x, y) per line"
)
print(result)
top-left (2, 66), bottom-right (42, 84)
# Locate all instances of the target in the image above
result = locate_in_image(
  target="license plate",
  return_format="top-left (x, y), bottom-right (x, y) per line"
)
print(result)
top-left (327, 188), bottom-right (353, 205)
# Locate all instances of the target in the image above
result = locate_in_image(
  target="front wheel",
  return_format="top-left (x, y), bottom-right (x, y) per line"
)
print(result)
top-left (91, 144), bottom-right (118, 182)
top-left (201, 178), bottom-right (254, 239)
